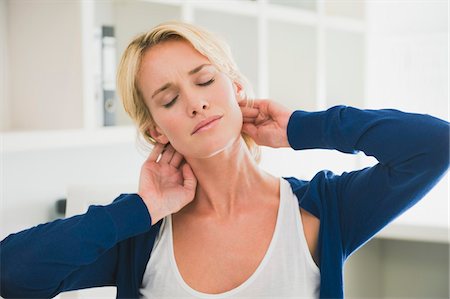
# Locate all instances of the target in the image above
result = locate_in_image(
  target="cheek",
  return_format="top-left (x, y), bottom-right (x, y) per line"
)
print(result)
top-left (154, 115), bottom-right (190, 153)
top-left (224, 88), bottom-right (242, 122)
top-left (215, 80), bottom-right (242, 132)
top-left (157, 118), bottom-right (180, 141)
top-left (150, 112), bottom-right (173, 139)
top-left (231, 104), bottom-right (244, 133)
top-left (215, 86), bottom-right (239, 114)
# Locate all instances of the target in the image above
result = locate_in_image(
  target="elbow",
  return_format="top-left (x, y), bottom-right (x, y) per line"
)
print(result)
top-left (427, 121), bottom-right (450, 177)
top-left (1, 259), bottom-right (22, 298)
top-left (1, 279), bottom-right (22, 299)
top-left (1, 240), bottom-right (16, 297)
top-left (1, 267), bottom-right (58, 298)
top-left (408, 119), bottom-right (450, 182)
top-left (1, 249), bottom-right (27, 298)
top-left (1, 239), bottom-right (52, 298)
top-left (435, 122), bottom-right (449, 170)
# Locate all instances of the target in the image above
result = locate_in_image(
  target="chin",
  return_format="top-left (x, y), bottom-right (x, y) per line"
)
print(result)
top-left (190, 130), bottom-right (241, 159)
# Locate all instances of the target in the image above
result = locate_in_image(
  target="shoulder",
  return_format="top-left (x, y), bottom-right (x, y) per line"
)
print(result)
top-left (283, 170), bottom-right (341, 219)
top-left (284, 170), bottom-right (340, 192)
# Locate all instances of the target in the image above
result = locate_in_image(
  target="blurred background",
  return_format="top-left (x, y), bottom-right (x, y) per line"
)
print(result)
top-left (0, 0), bottom-right (448, 298)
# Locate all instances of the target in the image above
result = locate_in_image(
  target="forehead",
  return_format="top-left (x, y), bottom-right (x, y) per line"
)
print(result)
top-left (140, 39), bottom-right (211, 82)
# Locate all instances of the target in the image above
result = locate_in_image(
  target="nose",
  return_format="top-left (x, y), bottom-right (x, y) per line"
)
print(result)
top-left (188, 98), bottom-right (209, 117)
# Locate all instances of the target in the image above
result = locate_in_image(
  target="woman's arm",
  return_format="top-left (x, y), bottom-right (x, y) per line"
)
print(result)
top-left (0, 194), bottom-right (151, 298)
top-left (1, 142), bottom-right (196, 298)
top-left (240, 99), bottom-right (448, 257)
top-left (287, 105), bottom-right (449, 257)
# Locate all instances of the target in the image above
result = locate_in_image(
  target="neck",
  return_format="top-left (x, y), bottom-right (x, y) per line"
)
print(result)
top-left (184, 137), bottom-right (278, 220)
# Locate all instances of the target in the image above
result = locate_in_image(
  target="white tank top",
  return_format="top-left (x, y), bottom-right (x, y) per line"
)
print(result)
top-left (140, 177), bottom-right (320, 298)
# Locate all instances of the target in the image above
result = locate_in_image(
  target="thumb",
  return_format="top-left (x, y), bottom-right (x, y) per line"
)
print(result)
top-left (182, 163), bottom-right (197, 191)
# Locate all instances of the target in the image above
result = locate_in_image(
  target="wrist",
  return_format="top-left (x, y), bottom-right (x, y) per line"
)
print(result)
top-left (138, 192), bottom-right (163, 226)
top-left (282, 111), bottom-right (294, 148)
top-left (281, 137), bottom-right (290, 148)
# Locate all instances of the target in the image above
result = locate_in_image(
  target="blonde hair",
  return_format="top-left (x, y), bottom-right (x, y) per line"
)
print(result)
top-left (117, 20), bottom-right (260, 163)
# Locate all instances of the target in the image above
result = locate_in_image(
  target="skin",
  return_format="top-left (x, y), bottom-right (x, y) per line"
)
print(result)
top-left (136, 39), bottom-right (320, 290)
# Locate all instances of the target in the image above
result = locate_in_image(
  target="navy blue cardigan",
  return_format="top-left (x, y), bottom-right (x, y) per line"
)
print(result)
top-left (1, 105), bottom-right (449, 298)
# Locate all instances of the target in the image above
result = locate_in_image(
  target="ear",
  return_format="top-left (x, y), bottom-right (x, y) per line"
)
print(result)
top-left (147, 125), bottom-right (169, 145)
top-left (233, 81), bottom-right (243, 95)
top-left (233, 82), bottom-right (245, 104)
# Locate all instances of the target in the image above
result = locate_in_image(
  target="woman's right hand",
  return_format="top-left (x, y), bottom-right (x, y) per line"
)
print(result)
top-left (239, 98), bottom-right (293, 148)
top-left (138, 143), bottom-right (197, 225)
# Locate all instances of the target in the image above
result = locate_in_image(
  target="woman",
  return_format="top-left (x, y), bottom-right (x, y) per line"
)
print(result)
top-left (1, 21), bottom-right (449, 298)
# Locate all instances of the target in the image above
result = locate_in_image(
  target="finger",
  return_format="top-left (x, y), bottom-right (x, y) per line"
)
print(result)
top-left (238, 98), bottom-right (247, 107)
top-left (242, 123), bottom-right (258, 137)
top-left (182, 163), bottom-right (197, 192)
top-left (243, 117), bottom-right (256, 123)
top-left (240, 106), bottom-right (259, 118)
top-left (169, 151), bottom-right (184, 168)
top-left (241, 98), bottom-right (264, 108)
top-left (148, 143), bottom-right (165, 162)
top-left (160, 144), bottom-right (175, 163)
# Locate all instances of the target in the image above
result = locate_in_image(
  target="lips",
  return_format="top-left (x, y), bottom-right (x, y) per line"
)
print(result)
top-left (191, 115), bottom-right (223, 135)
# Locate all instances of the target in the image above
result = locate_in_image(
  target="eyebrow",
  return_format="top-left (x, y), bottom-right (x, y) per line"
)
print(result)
top-left (151, 63), bottom-right (212, 99)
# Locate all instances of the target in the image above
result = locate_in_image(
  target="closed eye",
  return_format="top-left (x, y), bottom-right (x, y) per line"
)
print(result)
top-left (163, 95), bottom-right (178, 108)
top-left (163, 78), bottom-right (215, 108)
top-left (198, 78), bottom-right (215, 86)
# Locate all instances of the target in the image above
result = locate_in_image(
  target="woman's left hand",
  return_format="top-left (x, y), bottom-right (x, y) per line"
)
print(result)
top-left (239, 98), bottom-right (293, 148)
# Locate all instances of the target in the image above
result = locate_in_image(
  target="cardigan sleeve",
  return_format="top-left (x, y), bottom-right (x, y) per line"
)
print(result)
top-left (0, 193), bottom-right (152, 298)
top-left (287, 105), bottom-right (449, 257)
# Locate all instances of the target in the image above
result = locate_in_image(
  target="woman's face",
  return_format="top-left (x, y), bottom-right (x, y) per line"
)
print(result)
top-left (138, 39), bottom-right (243, 158)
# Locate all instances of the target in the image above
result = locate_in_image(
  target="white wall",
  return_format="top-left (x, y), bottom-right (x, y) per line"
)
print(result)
top-left (1, 142), bottom-right (145, 240)
top-left (343, 2), bottom-right (449, 297)
top-left (362, 0), bottom-right (449, 229)
top-left (365, 0), bottom-right (448, 119)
